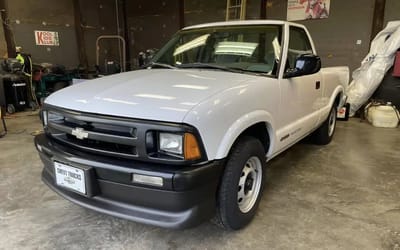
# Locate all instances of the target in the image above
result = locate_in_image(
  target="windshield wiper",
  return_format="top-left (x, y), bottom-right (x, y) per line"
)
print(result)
top-left (228, 67), bottom-right (270, 76)
top-left (146, 62), bottom-right (177, 69)
top-left (147, 62), bottom-right (268, 76)
top-left (177, 63), bottom-right (242, 73)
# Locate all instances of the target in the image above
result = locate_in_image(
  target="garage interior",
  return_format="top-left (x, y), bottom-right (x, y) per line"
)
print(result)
top-left (0, 0), bottom-right (399, 249)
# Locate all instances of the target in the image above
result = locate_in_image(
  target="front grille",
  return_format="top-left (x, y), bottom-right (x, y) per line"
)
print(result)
top-left (64, 134), bottom-right (138, 157)
top-left (46, 110), bottom-right (140, 160)
top-left (43, 106), bottom-right (206, 165)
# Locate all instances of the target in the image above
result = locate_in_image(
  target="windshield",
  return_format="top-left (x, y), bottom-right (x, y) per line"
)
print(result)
top-left (151, 25), bottom-right (283, 76)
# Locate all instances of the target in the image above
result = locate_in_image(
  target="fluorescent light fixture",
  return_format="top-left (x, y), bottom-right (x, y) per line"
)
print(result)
top-left (180, 102), bottom-right (198, 106)
top-left (133, 174), bottom-right (163, 187)
top-left (288, 48), bottom-right (313, 56)
top-left (135, 94), bottom-right (176, 100)
top-left (215, 41), bottom-right (258, 56)
top-left (173, 34), bottom-right (210, 56)
top-left (102, 98), bottom-right (138, 105)
top-left (229, 84), bottom-right (249, 90)
top-left (160, 107), bottom-right (188, 112)
top-left (173, 84), bottom-right (209, 90)
top-left (75, 99), bottom-right (88, 104)
top-left (186, 74), bottom-right (216, 80)
top-left (272, 37), bottom-right (281, 60)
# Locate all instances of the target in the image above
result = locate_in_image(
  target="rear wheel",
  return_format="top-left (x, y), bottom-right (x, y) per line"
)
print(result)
top-left (312, 105), bottom-right (337, 145)
top-left (215, 136), bottom-right (266, 230)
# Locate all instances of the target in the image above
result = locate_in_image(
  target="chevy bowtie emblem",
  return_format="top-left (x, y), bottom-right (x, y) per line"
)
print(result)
top-left (71, 127), bottom-right (89, 140)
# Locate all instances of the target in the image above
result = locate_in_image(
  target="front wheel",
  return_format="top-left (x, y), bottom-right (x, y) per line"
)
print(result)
top-left (312, 105), bottom-right (337, 145)
top-left (215, 136), bottom-right (266, 230)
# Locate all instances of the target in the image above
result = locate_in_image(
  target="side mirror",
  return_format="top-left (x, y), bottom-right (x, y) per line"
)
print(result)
top-left (138, 48), bottom-right (158, 67)
top-left (284, 54), bottom-right (321, 78)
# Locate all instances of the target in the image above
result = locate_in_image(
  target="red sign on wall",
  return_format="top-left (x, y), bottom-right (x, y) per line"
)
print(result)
top-left (34, 31), bottom-right (60, 46)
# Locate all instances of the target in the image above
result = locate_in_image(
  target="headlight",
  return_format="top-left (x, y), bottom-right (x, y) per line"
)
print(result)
top-left (157, 132), bottom-right (201, 160)
top-left (43, 110), bottom-right (64, 126)
top-left (48, 111), bottom-right (64, 122)
top-left (42, 110), bottom-right (48, 126)
top-left (159, 133), bottom-right (183, 155)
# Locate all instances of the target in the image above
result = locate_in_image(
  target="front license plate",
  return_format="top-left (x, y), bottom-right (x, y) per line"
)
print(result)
top-left (54, 161), bottom-right (86, 194)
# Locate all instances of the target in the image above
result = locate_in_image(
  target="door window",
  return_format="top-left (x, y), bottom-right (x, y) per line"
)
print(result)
top-left (287, 27), bottom-right (313, 69)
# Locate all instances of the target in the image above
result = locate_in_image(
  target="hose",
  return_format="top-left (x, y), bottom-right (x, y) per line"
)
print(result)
top-left (26, 56), bottom-right (39, 107)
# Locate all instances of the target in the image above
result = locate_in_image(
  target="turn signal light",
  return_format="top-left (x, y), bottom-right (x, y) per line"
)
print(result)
top-left (184, 133), bottom-right (201, 160)
top-left (133, 174), bottom-right (163, 187)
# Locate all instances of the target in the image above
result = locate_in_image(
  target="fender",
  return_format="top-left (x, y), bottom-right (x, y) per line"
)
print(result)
top-left (329, 85), bottom-right (345, 109)
top-left (215, 110), bottom-right (276, 159)
top-left (321, 66), bottom-right (348, 109)
top-left (317, 85), bottom-right (345, 125)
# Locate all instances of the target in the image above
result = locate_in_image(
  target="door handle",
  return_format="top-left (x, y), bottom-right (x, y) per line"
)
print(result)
top-left (315, 81), bottom-right (321, 89)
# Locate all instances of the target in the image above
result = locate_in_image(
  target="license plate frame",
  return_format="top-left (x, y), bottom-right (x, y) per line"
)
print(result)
top-left (54, 161), bottom-right (86, 194)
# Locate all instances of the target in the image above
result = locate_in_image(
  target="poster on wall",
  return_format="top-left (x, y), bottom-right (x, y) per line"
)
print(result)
top-left (287, 0), bottom-right (330, 21)
top-left (34, 31), bottom-right (60, 46)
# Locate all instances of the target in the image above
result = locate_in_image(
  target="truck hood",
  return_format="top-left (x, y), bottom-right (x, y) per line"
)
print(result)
top-left (45, 69), bottom-right (254, 122)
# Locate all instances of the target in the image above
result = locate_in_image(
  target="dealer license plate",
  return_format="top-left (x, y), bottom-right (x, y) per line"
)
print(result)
top-left (54, 161), bottom-right (86, 194)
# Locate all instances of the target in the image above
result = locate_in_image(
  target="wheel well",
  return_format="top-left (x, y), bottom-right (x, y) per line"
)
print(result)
top-left (235, 122), bottom-right (270, 154)
top-left (334, 93), bottom-right (342, 108)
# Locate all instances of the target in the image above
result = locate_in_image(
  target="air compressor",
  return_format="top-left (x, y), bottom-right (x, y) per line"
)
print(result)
top-left (0, 58), bottom-right (29, 114)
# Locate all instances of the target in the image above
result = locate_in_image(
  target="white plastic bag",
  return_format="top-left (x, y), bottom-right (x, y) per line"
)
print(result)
top-left (347, 21), bottom-right (400, 116)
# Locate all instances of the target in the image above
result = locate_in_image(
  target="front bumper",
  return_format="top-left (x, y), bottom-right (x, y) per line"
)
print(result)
top-left (35, 133), bottom-right (224, 229)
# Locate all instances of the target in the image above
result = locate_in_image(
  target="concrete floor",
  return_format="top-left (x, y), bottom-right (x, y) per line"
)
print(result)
top-left (0, 113), bottom-right (399, 250)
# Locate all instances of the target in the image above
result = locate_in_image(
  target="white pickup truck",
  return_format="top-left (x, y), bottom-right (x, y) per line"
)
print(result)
top-left (35, 20), bottom-right (348, 230)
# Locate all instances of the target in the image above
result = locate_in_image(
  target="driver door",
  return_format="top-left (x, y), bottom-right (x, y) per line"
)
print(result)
top-left (277, 26), bottom-right (322, 148)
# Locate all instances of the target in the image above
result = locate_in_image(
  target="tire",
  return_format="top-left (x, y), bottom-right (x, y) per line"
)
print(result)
top-left (312, 105), bottom-right (337, 145)
top-left (215, 136), bottom-right (266, 230)
top-left (7, 104), bottom-right (15, 114)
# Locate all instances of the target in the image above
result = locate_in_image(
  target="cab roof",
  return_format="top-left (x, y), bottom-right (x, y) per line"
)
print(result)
top-left (183, 20), bottom-right (304, 31)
